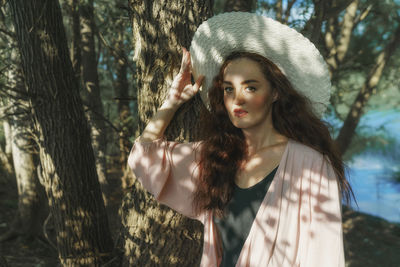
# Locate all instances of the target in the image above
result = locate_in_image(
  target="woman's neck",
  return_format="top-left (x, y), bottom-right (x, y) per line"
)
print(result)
top-left (242, 119), bottom-right (288, 157)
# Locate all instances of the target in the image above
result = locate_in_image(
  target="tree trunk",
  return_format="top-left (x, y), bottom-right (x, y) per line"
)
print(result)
top-left (302, 0), bottom-right (353, 46)
top-left (80, 0), bottom-right (109, 198)
top-left (0, 119), bottom-right (13, 176)
top-left (69, 0), bottom-right (81, 82)
top-left (336, 24), bottom-right (400, 154)
top-left (3, 119), bottom-right (12, 156)
top-left (8, 116), bottom-right (47, 241)
top-left (8, 0), bottom-right (114, 265)
top-left (223, 0), bottom-right (256, 12)
top-left (114, 15), bottom-right (133, 173)
top-left (0, 46), bottom-right (47, 242)
top-left (0, 10), bottom-right (14, 179)
top-left (324, 0), bottom-right (358, 76)
top-left (275, 0), bottom-right (283, 22)
top-left (122, 1), bottom-right (212, 265)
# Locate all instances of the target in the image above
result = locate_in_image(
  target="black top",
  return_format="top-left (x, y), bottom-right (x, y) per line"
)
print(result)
top-left (213, 166), bottom-right (278, 267)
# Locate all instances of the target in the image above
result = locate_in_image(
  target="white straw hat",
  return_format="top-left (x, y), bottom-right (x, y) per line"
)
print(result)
top-left (189, 12), bottom-right (331, 118)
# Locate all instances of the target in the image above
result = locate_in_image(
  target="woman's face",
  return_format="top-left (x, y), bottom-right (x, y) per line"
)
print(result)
top-left (222, 57), bottom-right (276, 130)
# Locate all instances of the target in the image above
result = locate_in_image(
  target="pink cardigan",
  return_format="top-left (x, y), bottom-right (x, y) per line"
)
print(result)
top-left (128, 138), bottom-right (345, 267)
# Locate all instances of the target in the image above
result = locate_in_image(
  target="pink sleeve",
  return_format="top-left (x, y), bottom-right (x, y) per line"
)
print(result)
top-left (127, 138), bottom-right (203, 221)
top-left (299, 154), bottom-right (345, 267)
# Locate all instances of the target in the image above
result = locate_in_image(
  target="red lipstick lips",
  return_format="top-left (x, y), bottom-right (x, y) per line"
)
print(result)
top-left (233, 108), bottom-right (248, 118)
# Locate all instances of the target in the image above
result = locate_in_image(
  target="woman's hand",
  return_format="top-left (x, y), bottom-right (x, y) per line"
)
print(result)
top-left (139, 48), bottom-right (204, 142)
top-left (165, 47), bottom-right (204, 108)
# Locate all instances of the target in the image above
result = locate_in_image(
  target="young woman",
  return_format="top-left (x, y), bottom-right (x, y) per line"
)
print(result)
top-left (129, 12), bottom-right (353, 267)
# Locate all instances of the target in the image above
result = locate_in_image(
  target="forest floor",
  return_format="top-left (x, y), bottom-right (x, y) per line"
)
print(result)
top-left (1, 168), bottom-right (399, 267)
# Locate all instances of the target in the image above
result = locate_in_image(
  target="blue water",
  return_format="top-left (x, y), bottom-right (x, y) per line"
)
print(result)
top-left (341, 109), bottom-right (400, 223)
top-left (347, 155), bottom-right (400, 223)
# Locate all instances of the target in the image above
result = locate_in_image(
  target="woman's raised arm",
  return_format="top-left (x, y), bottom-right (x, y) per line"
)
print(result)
top-left (128, 48), bottom-right (205, 222)
top-left (139, 47), bottom-right (204, 142)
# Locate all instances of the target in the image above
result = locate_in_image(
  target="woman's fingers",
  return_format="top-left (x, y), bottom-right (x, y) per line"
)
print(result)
top-left (192, 75), bottom-right (204, 94)
top-left (179, 49), bottom-right (186, 74)
top-left (179, 47), bottom-right (191, 74)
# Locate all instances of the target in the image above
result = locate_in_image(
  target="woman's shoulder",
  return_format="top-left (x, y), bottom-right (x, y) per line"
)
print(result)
top-left (288, 139), bottom-right (324, 159)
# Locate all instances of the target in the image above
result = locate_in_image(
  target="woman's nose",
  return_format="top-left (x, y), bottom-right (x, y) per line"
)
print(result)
top-left (233, 89), bottom-right (245, 105)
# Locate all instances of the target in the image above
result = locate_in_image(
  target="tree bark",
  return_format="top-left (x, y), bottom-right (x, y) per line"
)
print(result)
top-left (123, 0), bottom-right (212, 265)
top-left (275, 0), bottom-right (283, 22)
top-left (7, 114), bottom-right (47, 241)
top-left (113, 12), bottom-right (133, 173)
top-left (302, 0), bottom-right (353, 46)
top-left (3, 119), bottom-right (12, 156)
top-left (2, 47), bottom-right (47, 242)
top-left (69, 0), bottom-right (81, 82)
top-left (336, 24), bottom-right (400, 154)
top-left (80, 0), bottom-right (109, 198)
top-left (8, 0), bottom-right (114, 265)
top-left (0, 6), bottom-right (14, 178)
top-left (0, 120), bottom-right (13, 176)
top-left (223, 0), bottom-right (256, 12)
top-left (324, 0), bottom-right (358, 75)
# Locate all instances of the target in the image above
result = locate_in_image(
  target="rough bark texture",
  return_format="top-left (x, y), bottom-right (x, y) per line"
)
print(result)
top-left (80, 0), bottom-right (109, 197)
top-left (131, 0), bottom-right (211, 141)
top-left (114, 16), bottom-right (133, 173)
top-left (0, 48), bottom-right (46, 242)
top-left (335, 24), bottom-right (400, 154)
top-left (3, 119), bottom-right (12, 156)
top-left (69, 0), bottom-right (81, 82)
top-left (224, 0), bottom-right (256, 12)
top-left (122, 0), bottom-right (213, 266)
top-left (8, 0), bottom-right (114, 265)
top-left (0, 120), bottom-right (13, 176)
top-left (9, 115), bottom-right (47, 240)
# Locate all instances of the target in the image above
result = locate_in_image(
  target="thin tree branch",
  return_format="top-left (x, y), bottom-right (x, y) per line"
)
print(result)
top-left (83, 103), bottom-right (121, 133)
top-left (97, 31), bottom-right (136, 74)
top-left (283, 0), bottom-right (297, 24)
top-left (0, 27), bottom-right (14, 38)
top-left (43, 213), bottom-right (57, 251)
top-left (354, 4), bottom-right (372, 25)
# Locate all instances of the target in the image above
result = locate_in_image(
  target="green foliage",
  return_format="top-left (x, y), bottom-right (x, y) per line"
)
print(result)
top-left (392, 170), bottom-right (400, 183)
top-left (213, 0), bottom-right (225, 14)
top-left (257, 0), bottom-right (313, 28)
top-left (343, 126), bottom-right (397, 162)
top-left (2, 0), bottom-right (399, 171)
top-left (331, 0), bottom-right (400, 116)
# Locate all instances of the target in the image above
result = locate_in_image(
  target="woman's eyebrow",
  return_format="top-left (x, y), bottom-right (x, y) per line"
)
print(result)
top-left (223, 79), bottom-right (259, 84)
top-left (242, 79), bottom-right (259, 84)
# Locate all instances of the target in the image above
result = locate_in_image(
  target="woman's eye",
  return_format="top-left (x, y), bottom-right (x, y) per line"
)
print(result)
top-left (224, 87), bottom-right (233, 93)
top-left (246, 86), bottom-right (256, 92)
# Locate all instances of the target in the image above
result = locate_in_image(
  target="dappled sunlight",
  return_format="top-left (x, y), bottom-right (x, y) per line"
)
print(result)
top-left (73, 239), bottom-right (90, 250)
top-left (58, 231), bottom-right (67, 239)
top-left (73, 207), bottom-right (92, 219)
top-left (128, 139), bottom-right (202, 220)
top-left (191, 12), bottom-right (331, 117)
top-left (84, 81), bottom-right (95, 93)
top-left (199, 140), bottom-right (343, 266)
top-left (127, 135), bottom-right (343, 265)
top-left (120, 179), bottom-right (203, 266)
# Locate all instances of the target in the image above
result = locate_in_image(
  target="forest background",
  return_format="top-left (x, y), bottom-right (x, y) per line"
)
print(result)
top-left (0, 0), bottom-right (399, 266)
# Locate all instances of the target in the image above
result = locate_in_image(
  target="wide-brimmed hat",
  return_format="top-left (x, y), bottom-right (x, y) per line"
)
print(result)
top-left (189, 12), bottom-right (331, 118)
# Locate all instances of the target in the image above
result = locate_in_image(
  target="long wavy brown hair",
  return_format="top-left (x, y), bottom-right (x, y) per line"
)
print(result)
top-left (193, 51), bottom-right (354, 218)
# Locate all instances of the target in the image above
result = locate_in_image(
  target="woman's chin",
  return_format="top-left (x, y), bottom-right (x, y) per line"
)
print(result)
top-left (231, 121), bottom-right (249, 129)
